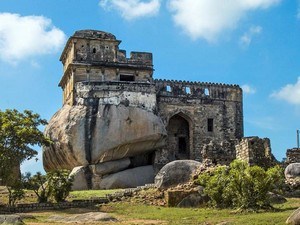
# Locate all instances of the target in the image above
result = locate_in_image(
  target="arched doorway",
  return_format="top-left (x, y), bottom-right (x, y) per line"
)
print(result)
top-left (167, 114), bottom-right (190, 159)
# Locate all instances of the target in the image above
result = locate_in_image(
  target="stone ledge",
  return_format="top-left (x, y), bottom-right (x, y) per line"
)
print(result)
top-left (0, 198), bottom-right (108, 214)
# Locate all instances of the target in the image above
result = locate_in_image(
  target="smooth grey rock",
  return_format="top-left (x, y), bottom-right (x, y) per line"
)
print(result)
top-left (43, 105), bottom-right (88, 171)
top-left (43, 104), bottom-right (166, 171)
top-left (70, 166), bottom-right (89, 190)
top-left (100, 165), bottom-right (155, 189)
top-left (89, 158), bottom-right (130, 176)
top-left (47, 212), bottom-right (117, 223)
top-left (285, 163), bottom-right (300, 179)
top-left (155, 160), bottom-right (202, 189)
top-left (286, 207), bottom-right (300, 225)
top-left (0, 215), bottom-right (24, 225)
top-left (177, 193), bottom-right (209, 208)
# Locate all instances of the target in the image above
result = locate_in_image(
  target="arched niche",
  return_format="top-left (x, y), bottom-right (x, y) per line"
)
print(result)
top-left (167, 113), bottom-right (191, 160)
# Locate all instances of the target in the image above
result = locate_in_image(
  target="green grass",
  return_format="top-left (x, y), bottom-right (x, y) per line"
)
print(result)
top-left (101, 198), bottom-right (300, 225)
top-left (0, 187), bottom-right (298, 225)
top-left (68, 189), bottom-right (121, 200)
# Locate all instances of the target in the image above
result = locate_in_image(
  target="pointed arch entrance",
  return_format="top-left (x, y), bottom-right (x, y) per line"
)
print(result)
top-left (167, 113), bottom-right (190, 160)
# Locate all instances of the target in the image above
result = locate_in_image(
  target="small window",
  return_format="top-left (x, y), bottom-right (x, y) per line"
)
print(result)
top-left (92, 48), bottom-right (96, 53)
top-left (185, 87), bottom-right (191, 94)
top-left (204, 88), bottom-right (210, 96)
top-left (120, 74), bottom-right (135, 81)
top-left (166, 85), bottom-right (172, 92)
top-left (207, 118), bottom-right (213, 132)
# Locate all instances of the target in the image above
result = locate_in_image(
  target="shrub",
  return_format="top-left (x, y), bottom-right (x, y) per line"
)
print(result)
top-left (197, 160), bottom-right (284, 210)
top-left (22, 172), bottom-right (51, 203)
top-left (47, 170), bottom-right (74, 203)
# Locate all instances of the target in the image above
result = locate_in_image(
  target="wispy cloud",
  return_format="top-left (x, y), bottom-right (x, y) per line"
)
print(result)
top-left (167, 0), bottom-right (280, 42)
top-left (0, 13), bottom-right (66, 64)
top-left (99, 0), bottom-right (161, 20)
top-left (271, 77), bottom-right (300, 105)
top-left (239, 26), bottom-right (262, 48)
top-left (241, 84), bottom-right (256, 94)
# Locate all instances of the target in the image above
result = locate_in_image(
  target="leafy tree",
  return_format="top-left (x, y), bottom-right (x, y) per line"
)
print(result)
top-left (6, 180), bottom-right (25, 207)
top-left (22, 172), bottom-right (50, 203)
top-left (0, 109), bottom-right (50, 185)
top-left (47, 170), bottom-right (74, 203)
top-left (197, 160), bottom-right (284, 210)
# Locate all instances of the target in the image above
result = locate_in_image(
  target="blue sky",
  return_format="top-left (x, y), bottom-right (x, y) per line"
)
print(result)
top-left (0, 0), bottom-right (300, 174)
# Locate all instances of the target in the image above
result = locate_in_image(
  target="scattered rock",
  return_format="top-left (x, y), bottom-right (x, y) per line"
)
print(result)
top-left (47, 212), bottom-right (117, 223)
top-left (0, 215), bottom-right (24, 225)
top-left (155, 160), bottom-right (202, 189)
top-left (286, 207), bottom-right (300, 225)
top-left (100, 165), bottom-right (155, 189)
top-left (267, 192), bottom-right (287, 204)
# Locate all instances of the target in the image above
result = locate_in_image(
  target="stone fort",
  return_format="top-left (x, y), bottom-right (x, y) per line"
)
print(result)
top-left (43, 30), bottom-right (276, 189)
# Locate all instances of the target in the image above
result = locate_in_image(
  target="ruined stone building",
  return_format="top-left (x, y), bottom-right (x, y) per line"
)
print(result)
top-left (43, 30), bottom-right (276, 189)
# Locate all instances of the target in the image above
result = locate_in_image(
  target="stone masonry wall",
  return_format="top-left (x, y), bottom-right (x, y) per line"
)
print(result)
top-left (236, 136), bottom-right (277, 168)
top-left (154, 79), bottom-right (243, 167)
top-left (286, 148), bottom-right (300, 164)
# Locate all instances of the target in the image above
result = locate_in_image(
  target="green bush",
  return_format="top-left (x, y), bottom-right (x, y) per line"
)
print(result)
top-left (22, 172), bottom-right (51, 203)
top-left (197, 160), bottom-right (284, 210)
top-left (47, 170), bottom-right (74, 203)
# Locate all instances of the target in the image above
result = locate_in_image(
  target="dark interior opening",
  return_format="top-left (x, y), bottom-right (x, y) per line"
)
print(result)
top-left (120, 74), bottom-right (135, 81)
top-left (208, 118), bottom-right (214, 132)
top-left (178, 137), bottom-right (187, 153)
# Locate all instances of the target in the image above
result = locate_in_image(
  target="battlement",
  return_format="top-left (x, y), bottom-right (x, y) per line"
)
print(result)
top-left (154, 79), bottom-right (242, 102)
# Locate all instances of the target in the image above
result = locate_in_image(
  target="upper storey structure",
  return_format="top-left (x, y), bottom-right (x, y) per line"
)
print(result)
top-left (59, 30), bottom-right (153, 105)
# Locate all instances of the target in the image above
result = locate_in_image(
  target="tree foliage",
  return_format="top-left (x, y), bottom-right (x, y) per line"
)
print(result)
top-left (197, 160), bottom-right (284, 210)
top-left (47, 170), bottom-right (74, 203)
top-left (22, 172), bottom-right (50, 203)
top-left (0, 109), bottom-right (50, 185)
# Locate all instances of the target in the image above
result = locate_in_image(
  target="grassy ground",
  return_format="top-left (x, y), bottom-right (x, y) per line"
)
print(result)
top-left (20, 197), bottom-right (300, 225)
top-left (0, 187), bottom-right (299, 224)
top-left (0, 187), bottom-right (119, 204)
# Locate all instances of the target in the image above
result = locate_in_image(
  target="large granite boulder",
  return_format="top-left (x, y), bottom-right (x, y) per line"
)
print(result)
top-left (43, 104), bottom-right (166, 171)
top-left (70, 166), bottom-right (89, 191)
top-left (99, 165), bottom-right (155, 189)
top-left (155, 160), bottom-right (202, 189)
top-left (89, 158), bottom-right (131, 176)
top-left (286, 207), bottom-right (300, 225)
top-left (285, 163), bottom-right (300, 179)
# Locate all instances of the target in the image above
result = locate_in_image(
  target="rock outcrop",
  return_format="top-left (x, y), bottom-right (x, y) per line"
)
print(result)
top-left (285, 163), bottom-right (300, 179)
top-left (99, 165), bottom-right (155, 189)
top-left (155, 160), bottom-right (202, 189)
top-left (43, 101), bottom-right (166, 189)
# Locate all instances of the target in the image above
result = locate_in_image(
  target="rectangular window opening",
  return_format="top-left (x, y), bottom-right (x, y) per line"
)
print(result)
top-left (204, 88), bottom-right (210, 96)
top-left (207, 118), bottom-right (214, 132)
top-left (120, 74), bottom-right (135, 81)
top-left (166, 85), bottom-right (172, 92)
top-left (185, 87), bottom-right (191, 94)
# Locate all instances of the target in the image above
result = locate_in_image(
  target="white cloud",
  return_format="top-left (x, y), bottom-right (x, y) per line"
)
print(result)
top-left (99, 0), bottom-right (161, 20)
top-left (0, 13), bottom-right (66, 63)
top-left (271, 77), bottom-right (300, 105)
top-left (241, 84), bottom-right (256, 94)
top-left (239, 26), bottom-right (262, 48)
top-left (167, 0), bottom-right (280, 42)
